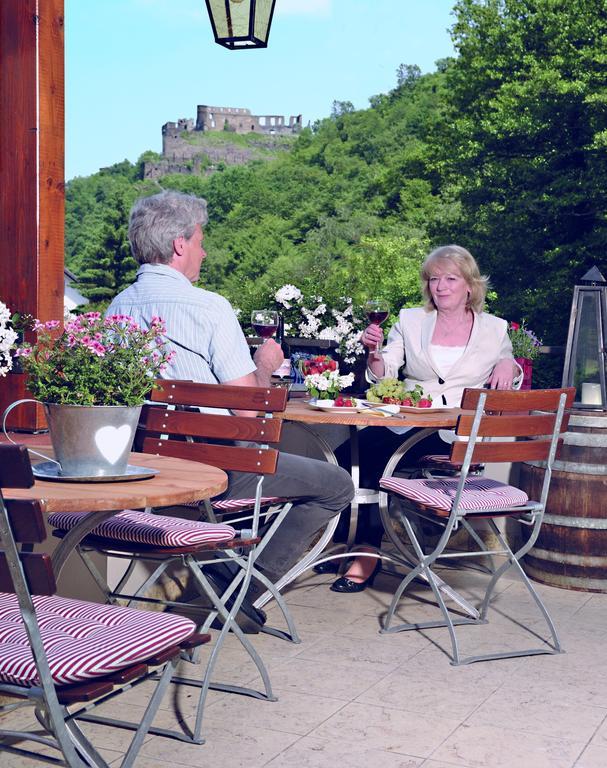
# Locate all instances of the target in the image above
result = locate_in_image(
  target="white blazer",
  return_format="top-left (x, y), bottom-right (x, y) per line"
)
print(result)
top-left (369, 307), bottom-right (520, 407)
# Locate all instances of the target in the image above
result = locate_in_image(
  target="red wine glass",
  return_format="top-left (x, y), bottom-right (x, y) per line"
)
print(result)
top-left (365, 300), bottom-right (389, 353)
top-left (251, 310), bottom-right (279, 340)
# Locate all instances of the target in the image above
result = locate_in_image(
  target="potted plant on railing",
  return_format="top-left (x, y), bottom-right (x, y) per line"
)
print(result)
top-left (4, 312), bottom-right (174, 478)
top-left (508, 321), bottom-right (542, 390)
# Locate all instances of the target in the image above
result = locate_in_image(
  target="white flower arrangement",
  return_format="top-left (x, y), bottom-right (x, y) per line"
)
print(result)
top-left (0, 301), bottom-right (18, 377)
top-left (272, 285), bottom-right (365, 364)
top-left (304, 369), bottom-right (355, 400)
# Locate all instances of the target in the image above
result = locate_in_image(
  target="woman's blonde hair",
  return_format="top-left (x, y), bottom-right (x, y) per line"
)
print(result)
top-left (420, 244), bottom-right (489, 313)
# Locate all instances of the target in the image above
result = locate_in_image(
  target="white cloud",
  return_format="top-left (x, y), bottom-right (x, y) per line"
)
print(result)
top-left (276, 0), bottom-right (332, 17)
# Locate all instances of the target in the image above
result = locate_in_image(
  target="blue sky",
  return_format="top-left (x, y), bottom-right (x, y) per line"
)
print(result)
top-left (66, 0), bottom-right (456, 180)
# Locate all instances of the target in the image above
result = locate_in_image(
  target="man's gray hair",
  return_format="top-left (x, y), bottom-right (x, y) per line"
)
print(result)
top-left (128, 190), bottom-right (208, 265)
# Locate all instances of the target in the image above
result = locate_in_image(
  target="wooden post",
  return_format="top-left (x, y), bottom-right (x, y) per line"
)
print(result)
top-left (0, 0), bottom-right (64, 430)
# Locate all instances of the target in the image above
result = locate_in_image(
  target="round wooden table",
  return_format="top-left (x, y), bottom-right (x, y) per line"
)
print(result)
top-left (7, 451), bottom-right (228, 574)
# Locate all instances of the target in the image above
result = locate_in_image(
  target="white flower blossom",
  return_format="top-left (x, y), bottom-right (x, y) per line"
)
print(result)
top-left (275, 284), bottom-right (302, 307)
top-left (0, 301), bottom-right (18, 377)
top-left (318, 327), bottom-right (340, 342)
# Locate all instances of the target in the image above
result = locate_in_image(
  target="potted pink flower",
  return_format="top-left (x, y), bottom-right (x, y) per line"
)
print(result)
top-left (508, 321), bottom-right (542, 390)
top-left (7, 313), bottom-right (174, 477)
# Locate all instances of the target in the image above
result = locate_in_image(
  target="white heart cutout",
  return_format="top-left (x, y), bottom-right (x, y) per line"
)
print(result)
top-left (94, 424), bottom-right (133, 465)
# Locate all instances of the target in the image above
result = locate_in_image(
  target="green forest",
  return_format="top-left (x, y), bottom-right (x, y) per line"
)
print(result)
top-left (66, 0), bottom-right (607, 386)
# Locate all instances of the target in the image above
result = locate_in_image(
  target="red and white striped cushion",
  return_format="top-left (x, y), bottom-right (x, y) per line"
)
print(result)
top-left (48, 509), bottom-right (236, 547)
top-left (0, 593), bottom-right (195, 687)
top-left (212, 496), bottom-right (285, 512)
top-left (420, 454), bottom-right (484, 471)
top-left (181, 496), bottom-right (284, 511)
top-left (379, 476), bottom-right (528, 513)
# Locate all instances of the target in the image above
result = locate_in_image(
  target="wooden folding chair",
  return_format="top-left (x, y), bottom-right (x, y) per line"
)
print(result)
top-left (48, 380), bottom-right (297, 744)
top-left (379, 387), bottom-right (575, 665)
top-left (0, 444), bottom-right (208, 766)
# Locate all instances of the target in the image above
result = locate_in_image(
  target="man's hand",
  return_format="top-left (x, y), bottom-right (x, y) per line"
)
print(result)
top-left (253, 339), bottom-right (284, 386)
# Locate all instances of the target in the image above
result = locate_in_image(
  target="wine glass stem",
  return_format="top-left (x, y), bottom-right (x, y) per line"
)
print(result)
top-left (374, 323), bottom-right (382, 353)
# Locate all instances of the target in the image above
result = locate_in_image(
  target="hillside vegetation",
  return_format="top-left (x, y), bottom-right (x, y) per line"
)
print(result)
top-left (67, 0), bottom-right (607, 383)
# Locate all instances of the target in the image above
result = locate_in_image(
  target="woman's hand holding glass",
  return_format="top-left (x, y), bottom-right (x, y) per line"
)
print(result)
top-left (361, 323), bottom-right (385, 355)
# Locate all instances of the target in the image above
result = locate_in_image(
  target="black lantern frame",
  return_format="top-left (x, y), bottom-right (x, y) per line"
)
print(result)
top-left (204, 0), bottom-right (277, 50)
top-left (561, 266), bottom-right (607, 410)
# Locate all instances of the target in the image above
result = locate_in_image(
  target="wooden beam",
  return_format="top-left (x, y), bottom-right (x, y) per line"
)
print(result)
top-left (0, 0), bottom-right (64, 430)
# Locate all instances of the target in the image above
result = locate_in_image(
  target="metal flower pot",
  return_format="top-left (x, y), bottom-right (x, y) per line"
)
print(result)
top-left (2, 400), bottom-right (142, 477)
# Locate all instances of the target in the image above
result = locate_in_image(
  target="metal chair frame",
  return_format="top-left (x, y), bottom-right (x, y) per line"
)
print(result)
top-left (380, 387), bottom-right (575, 665)
top-left (0, 444), bottom-right (206, 767)
top-left (50, 380), bottom-right (299, 744)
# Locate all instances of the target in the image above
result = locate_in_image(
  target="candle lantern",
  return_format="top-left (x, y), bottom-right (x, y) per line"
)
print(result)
top-left (204, 0), bottom-right (276, 49)
top-left (561, 266), bottom-right (607, 409)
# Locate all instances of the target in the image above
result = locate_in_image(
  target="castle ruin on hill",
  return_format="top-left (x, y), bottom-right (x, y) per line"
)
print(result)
top-left (143, 104), bottom-right (303, 179)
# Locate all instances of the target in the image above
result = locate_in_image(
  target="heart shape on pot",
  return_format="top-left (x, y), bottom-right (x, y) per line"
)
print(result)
top-left (94, 424), bottom-right (133, 465)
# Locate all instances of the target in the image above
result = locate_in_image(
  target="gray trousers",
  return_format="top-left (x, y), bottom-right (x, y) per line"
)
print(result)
top-left (222, 452), bottom-right (354, 583)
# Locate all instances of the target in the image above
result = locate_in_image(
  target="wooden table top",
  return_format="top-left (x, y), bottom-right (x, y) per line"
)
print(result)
top-left (6, 452), bottom-right (228, 513)
top-left (280, 399), bottom-right (463, 428)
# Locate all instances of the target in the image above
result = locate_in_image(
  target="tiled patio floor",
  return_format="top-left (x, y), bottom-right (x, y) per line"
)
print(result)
top-left (2, 565), bottom-right (607, 767)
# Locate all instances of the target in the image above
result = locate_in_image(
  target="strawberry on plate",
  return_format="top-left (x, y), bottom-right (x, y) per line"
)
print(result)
top-left (334, 396), bottom-right (355, 407)
top-left (417, 398), bottom-right (433, 408)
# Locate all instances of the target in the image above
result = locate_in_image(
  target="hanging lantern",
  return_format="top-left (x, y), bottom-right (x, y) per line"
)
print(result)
top-left (561, 266), bottom-right (607, 409)
top-left (204, 0), bottom-right (277, 50)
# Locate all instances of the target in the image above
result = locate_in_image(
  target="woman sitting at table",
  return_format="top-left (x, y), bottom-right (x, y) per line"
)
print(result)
top-left (326, 244), bottom-right (522, 593)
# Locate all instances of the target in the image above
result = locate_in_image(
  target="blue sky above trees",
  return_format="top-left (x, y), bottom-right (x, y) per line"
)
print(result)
top-left (66, 0), bottom-right (455, 179)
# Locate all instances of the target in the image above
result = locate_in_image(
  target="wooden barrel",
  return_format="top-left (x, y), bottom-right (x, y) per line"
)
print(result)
top-left (520, 410), bottom-right (607, 592)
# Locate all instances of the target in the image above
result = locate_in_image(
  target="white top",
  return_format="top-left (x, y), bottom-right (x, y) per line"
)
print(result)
top-left (429, 344), bottom-right (466, 375)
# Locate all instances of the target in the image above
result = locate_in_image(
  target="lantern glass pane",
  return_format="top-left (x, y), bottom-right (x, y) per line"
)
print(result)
top-left (254, 0), bottom-right (274, 42)
top-left (572, 291), bottom-right (601, 396)
top-left (227, 0), bottom-right (250, 37)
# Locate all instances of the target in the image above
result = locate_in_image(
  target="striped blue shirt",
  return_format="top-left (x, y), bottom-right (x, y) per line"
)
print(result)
top-left (106, 264), bottom-right (256, 384)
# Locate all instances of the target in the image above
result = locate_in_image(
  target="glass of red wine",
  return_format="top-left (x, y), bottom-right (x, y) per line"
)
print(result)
top-left (365, 299), bottom-right (389, 353)
top-left (251, 310), bottom-right (279, 340)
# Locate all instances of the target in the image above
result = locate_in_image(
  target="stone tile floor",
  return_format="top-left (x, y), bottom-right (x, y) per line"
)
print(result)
top-left (2, 564), bottom-right (607, 767)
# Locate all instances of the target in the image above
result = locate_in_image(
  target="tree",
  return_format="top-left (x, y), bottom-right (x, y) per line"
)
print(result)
top-left (432, 0), bottom-right (607, 343)
top-left (331, 100), bottom-right (355, 118)
top-left (396, 63), bottom-right (421, 89)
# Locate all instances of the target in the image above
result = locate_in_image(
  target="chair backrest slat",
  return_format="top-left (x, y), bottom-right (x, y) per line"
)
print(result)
top-left (141, 437), bottom-right (280, 475)
top-left (150, 380), bottom-right (288, 413)
top-left (456, 413), bottom-right (570, 438)
top-left (450, 438), bottom-right (562, 464)
top-left (460, 387), bottom-right (575, 413)
top-left (140, 406), bottom-right (283, 444)
top-left (0, 552), bottom-right (56, 595)
top-left (0, 444), bottom-right (35, 489)
top-left (4, 498), bottom-right (47, 543)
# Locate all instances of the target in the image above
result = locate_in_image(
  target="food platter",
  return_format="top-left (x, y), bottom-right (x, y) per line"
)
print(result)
top-left (306, 398), bottom-right (363, 413)
top-left (306, 398), bottom-right (402, 415)
top-left (398, 405), bottom-right (453, 413)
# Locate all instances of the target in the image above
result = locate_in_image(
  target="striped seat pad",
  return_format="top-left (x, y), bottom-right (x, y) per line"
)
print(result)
top-left (48, 509), bottom-right (236, 547)
top-left (379, 476), bottom-right (528, 513)
top-left (180, 496), bottom-right (285, 511)
top-left (420, 454), bottom-right (484, 471)
top-left (0, 592), bottom-right (195, 687)
top-left (212, 496), bottom-right (286, 512)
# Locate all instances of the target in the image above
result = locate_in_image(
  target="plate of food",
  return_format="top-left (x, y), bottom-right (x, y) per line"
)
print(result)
top-left (306, 396), bottom-right (363, 413)
top-left (397, 404), bottom-right (453, 413)
top-left (365, 379), bottom-right (451, 412)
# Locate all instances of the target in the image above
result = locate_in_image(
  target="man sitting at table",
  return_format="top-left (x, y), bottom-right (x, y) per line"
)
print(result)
top-left (107, 190), bottom-right (354, 632)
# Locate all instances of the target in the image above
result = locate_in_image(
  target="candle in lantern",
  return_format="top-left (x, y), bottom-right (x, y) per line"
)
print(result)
top-left (581, 382), bottom-right (602, 405)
